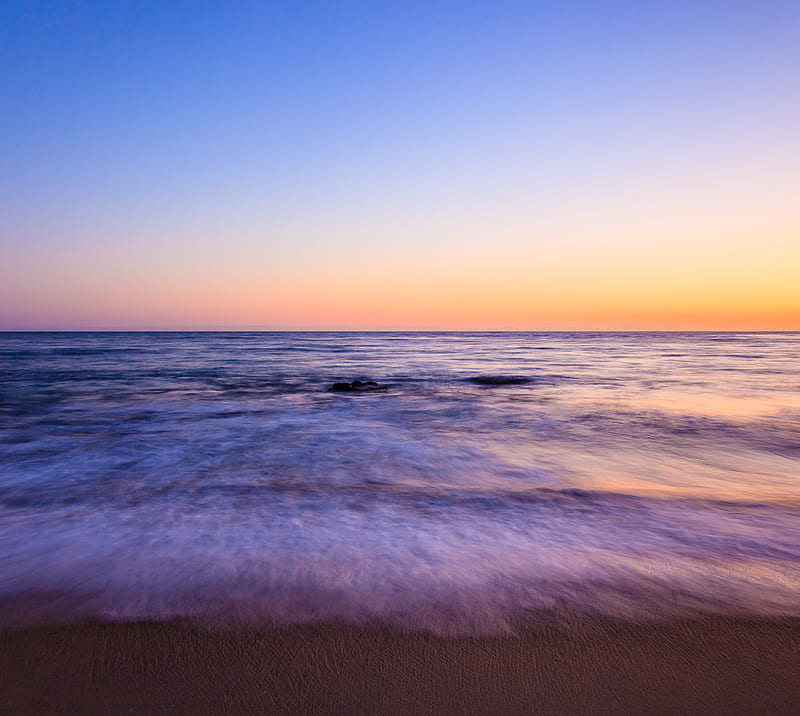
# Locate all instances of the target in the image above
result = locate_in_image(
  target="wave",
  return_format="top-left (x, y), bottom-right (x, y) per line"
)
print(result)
top-left (1, 486), bottom-right (799, 632)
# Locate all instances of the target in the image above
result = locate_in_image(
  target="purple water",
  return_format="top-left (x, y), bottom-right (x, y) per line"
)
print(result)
top-left (1, 332), bottom-right (799, 632)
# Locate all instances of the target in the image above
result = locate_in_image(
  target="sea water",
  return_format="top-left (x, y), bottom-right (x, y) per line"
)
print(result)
top-left (1, 332), bottom-right (799, 632)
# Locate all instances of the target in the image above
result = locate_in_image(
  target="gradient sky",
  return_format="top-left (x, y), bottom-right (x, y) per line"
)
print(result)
top-left (2, 0), bottom-right (798, 330)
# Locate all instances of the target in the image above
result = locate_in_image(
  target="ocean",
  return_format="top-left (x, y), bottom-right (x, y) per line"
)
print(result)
top-left (1, 331), bottom-right (799, 633)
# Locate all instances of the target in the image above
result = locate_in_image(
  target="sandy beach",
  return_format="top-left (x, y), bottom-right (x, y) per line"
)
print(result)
top-left (2, 616), bottom-right (800, 714)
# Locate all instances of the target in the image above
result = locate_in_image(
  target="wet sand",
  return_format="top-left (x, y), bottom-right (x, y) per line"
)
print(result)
top-left (2, 617), bottom-right (800, 714)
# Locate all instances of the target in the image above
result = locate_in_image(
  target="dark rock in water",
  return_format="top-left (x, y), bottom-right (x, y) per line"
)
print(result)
top-left (328, 380), bottom-right (384, 392)
top-left (467, 375), bottom-right (531, 386)
top-left (329, 382), bottom-right (352, 391)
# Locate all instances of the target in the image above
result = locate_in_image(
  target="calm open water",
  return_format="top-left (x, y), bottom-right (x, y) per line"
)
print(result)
top-left (1, 332), bottom-right (799, 632)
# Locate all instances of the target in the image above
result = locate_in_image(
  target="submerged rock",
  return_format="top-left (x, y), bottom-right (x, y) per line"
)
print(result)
top-left (467, 375), bottom-right (531, 386)
top-left (328, 380), bottom-right (385, 392)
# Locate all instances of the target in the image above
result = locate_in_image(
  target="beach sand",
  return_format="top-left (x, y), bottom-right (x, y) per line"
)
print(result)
top-left (2, 616), bottom-right (800, 714)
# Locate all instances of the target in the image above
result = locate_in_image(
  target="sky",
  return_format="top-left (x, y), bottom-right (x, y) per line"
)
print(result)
top-left (1, 0), bottom-right (798, 330)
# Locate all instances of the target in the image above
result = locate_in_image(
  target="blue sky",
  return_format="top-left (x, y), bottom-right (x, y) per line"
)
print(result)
top-left (2, 0), bottom-right (798, 328)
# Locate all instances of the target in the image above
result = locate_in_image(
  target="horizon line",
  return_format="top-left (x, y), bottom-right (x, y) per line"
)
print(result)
top-left (2, 328), bottom-right (799, 334)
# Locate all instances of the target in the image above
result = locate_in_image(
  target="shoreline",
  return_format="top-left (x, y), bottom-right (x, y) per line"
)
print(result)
top-left (3, 616), bottom-right (800, 714)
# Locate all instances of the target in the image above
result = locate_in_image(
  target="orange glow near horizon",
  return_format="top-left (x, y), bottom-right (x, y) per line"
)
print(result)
top-left (4, 216), bottom-right (797, 330)
top-left (4, 257), bottom-right (798, 331)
